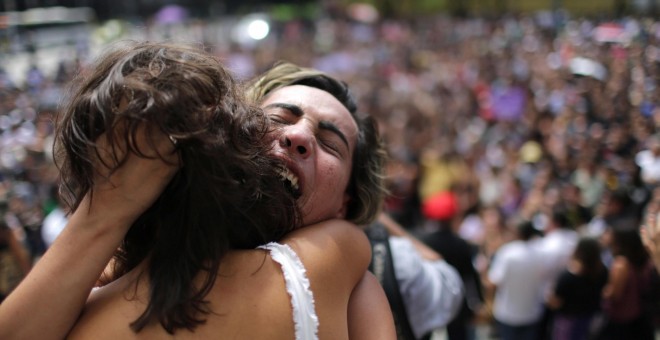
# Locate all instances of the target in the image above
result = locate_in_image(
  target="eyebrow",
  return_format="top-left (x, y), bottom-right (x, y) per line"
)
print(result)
top-left (263, 102), bottom-right (350, 149)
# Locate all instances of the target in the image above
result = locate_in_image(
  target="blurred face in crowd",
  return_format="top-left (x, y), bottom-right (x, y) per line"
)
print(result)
top-left (651, 138), bottom-right (660, 156)
top-left (260, 85), bottom-right (358, 226)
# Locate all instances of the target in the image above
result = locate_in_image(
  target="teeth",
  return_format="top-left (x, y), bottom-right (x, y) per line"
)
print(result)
top-left (278, 167), bottom-right (300, 191)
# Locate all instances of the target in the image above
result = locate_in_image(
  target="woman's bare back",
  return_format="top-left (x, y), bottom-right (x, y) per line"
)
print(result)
top-left (67, 221), bottom-right (368, 339)
top-left (68, 250), bottom-right (303, 339)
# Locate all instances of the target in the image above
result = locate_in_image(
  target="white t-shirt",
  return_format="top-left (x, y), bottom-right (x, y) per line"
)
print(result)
top-left (636, 150), bottom-right (660, 184)
top-left (535, 229), bottom-right (579, 297)
top-left (389, 236), bottom-right (464, 338)
top-left (488, 240), bottom-right (546, 326)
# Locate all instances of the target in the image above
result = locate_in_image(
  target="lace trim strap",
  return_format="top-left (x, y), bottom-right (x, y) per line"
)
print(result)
top-left (258, 242), bottom-right (319, 340)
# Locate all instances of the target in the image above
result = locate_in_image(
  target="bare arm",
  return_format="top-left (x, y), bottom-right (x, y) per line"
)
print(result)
top-left (641, 195), bottom-right (660, 273)
top-left (348, 271), bottom-right (396, 340)
top-left (283, 219), bottom-right (372, 293)
top-left (602, 256), bottom-right (630, 301)
top-left (0, 203), bottom-right (131, 340)
top-left (378, 212), bottom-right (441, 261)
top-left (0, 131), bottom-right (178, 340)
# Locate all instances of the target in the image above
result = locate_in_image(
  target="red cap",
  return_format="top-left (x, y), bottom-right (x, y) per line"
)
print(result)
top-left (422, 191), bottom-right (458, 221)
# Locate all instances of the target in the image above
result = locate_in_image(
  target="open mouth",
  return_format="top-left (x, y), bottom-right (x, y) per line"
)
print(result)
top-left (278, 166), bottom-right (302, 199)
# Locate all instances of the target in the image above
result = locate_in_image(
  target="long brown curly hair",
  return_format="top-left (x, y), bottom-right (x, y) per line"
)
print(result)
top-left (55, 40), bottom-right (300, 333)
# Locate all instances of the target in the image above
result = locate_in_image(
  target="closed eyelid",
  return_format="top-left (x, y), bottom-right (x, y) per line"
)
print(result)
top-left (264, 102), bottom-right (349, 149)
top-left (263, 103), bottom-right (303, 117)
top-left (318, 121), bottom-right (349, 150)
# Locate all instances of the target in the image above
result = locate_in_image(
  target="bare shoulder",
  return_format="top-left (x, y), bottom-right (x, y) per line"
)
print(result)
top-left (348, 272), bottom-right (396, 340)
top-left (277, 221), bottom-right (372, 339)
top-left (281, 219), bottom-right (371, 309)
top-left (282, 219), bottom-right (370, 277)
top-left (69, 253), bottom-right (297, 339)
top-left (284, 219), bottom-right (369, 244)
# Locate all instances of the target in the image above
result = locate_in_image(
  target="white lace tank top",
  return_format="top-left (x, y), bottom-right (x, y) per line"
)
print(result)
top-left (258, 242), bottom-right (319, 340)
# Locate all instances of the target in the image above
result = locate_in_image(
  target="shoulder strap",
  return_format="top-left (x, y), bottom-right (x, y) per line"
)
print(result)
top-left (365, 222), bottom-right (416, 340)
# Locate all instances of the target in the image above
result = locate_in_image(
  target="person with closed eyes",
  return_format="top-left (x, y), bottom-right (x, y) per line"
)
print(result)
top-left (0, 44), bottom-right (395, 339)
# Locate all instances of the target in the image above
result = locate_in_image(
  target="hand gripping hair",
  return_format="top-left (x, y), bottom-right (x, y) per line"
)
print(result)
top-left (54, 41), bottom-right (300, 333)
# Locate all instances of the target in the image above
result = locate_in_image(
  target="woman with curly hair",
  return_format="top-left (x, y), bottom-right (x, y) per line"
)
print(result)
top-left (0, 41), bottom-right (394, 339)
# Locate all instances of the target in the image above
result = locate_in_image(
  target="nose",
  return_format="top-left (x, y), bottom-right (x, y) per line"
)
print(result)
top-left (279, 126), bottom-right (313, 159)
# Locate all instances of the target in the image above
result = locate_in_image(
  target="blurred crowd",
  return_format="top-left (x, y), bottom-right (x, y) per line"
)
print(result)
top-left (2, 9), bottom-right (660, 338)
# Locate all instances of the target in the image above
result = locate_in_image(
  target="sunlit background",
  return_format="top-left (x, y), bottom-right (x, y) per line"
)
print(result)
top-left (0, 0), bottom-right (657, 84)
top-left (2, 2), bottom-right (660, 338)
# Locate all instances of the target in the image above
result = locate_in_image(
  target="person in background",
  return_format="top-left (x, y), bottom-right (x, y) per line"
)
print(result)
top-left (586, 189), bottom-right (638, 242)
top-left (535, 207), bottom-right (580, 339)
top-left (486, 221), bottom-right (545, 340)
top-left (546, 237), bottom-right (608, 340)
top-left (4, 186), bottom-right (45, 261)
top-left (598, 224), bottom-right (656, 340)
top-left (641, 187), bottom-right (660, 273)
top-left (0, 218), bottom-right (31, 302)
top-left (560, 183), bottom-right (593, 232)
top-left (419, 191), bottom-right (484, 340)
top-left (635, 133), bottom-right (660, 189)
top-left (537, 207), bottom-right (580, 293)
top-left (367, 211), bottom-right (464, 339)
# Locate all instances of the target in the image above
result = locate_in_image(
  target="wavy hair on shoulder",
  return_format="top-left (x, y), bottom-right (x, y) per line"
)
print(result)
top-left (55, 40), bottom-right (300, 333)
